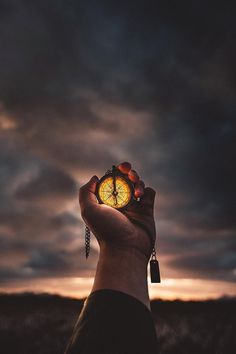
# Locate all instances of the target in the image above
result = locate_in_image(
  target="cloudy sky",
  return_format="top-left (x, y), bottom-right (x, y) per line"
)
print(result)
top-left (0, 0), bottom-right (236, 300)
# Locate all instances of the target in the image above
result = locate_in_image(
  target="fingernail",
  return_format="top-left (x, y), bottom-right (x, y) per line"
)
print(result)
top-left (117, 162), bottom-right (131, 174)
top-left (135, 186), bottom-right (144, 198)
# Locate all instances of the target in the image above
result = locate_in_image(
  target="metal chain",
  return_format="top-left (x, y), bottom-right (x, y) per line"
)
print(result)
top-left (151, 246), bottom-right (157, 260)
top-left (85, 225), bottom-right (90, 259)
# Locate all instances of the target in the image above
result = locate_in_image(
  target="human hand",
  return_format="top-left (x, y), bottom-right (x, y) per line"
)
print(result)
top-left (79, 162), bottom-right (156, 262)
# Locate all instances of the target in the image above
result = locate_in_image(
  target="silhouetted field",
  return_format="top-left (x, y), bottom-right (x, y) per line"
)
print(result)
top-left (0, 293), bottom-right (235, 354)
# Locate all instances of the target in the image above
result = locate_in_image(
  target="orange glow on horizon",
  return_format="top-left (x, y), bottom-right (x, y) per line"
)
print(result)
top-left (1, 277), bottom-right (236, 301)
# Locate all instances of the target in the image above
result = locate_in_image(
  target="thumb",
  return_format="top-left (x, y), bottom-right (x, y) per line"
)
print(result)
top-left (79, 175), bottom-right (99, 214)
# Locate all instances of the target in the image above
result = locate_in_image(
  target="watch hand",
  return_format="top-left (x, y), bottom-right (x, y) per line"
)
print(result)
top-left (112, 165), bottom-right (118, 206)
top-left (112, 165), bottom-right (116, 193)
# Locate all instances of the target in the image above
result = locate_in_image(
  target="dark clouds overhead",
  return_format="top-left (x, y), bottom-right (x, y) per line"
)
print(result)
top-left (0, 0), bottom-right (235, 295)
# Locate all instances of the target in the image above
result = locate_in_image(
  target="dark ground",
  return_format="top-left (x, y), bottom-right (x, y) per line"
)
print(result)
top-left (0, 293), bottom-right (235, 354)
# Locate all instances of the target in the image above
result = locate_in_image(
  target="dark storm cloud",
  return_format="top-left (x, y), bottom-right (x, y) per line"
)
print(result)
top-left (0, 0), bottom-right (235, 288)
top-left (15, 163), bottom-right (75, 201)
top-left (158, 229), bottom-right (236, 281)
top-left (169, 250), bottom-right (236, 283)
top-left (0, 244), bottom-right (98, 284)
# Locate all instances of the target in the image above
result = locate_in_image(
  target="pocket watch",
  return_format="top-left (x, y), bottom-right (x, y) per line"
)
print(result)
top-left (96, 165), bottom-right (135, 210)
top-left (84, 165), bottom-right (161, 283)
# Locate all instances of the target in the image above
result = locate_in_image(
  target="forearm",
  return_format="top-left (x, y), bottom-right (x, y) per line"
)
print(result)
top-left (91, 244), bottom-right (151, 310)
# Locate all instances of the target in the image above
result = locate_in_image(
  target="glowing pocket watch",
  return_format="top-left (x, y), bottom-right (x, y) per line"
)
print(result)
top-left (96, 165), bottom-right (135, 210)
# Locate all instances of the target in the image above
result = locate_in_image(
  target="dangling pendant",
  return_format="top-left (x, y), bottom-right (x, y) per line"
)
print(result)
top-left (85, 225), bottom-right (91, 259)
top-left (150, 248), bottom-right (161, 283)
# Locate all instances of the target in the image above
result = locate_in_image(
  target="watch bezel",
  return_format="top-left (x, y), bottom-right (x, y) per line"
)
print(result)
top-left (95, 171), bottom-right (135, 210)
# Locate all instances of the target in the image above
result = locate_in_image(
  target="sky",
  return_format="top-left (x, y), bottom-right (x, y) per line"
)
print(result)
top-left (0, 0), bottom-right (236, 300)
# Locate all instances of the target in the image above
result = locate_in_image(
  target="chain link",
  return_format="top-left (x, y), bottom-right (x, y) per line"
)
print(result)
top-left (151, 247), bottom-right (156, 260)
top-left (85, 225), bottom-right (90, 258)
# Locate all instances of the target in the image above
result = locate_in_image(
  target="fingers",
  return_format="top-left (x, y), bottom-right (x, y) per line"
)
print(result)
top-left (118, 162), bottom-right (140, 183)
top-left (79, 175), bottom-right (99, 215)
top-left (128, 169), bottom-right (139, 183)
top-left (117, 162), bottom-right (131, 174)
top-left (117, 162), bottom-right (156, 204)
top-left (117, 161), bottom-right (145, 198)
top-left (134, 180), bottom-right (145, 198)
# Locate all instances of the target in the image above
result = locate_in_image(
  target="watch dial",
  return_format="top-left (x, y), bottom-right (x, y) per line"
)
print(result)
top-left (97, 176), bottom-right (132, 209)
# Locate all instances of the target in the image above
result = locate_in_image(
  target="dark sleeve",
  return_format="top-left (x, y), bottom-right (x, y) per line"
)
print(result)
top-left (65, 289), bottom-right (158, 354)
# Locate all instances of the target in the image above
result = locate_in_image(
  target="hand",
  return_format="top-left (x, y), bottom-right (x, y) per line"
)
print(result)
top-left (79, 162), bottom-right (156, 262)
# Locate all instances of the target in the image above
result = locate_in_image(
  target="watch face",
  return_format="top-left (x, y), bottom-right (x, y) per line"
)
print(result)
top-left (96, 174), bottom-right (133, 209)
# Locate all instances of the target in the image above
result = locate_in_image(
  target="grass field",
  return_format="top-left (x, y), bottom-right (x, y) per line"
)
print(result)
top-left (0, 293), bottom-right (235, 354)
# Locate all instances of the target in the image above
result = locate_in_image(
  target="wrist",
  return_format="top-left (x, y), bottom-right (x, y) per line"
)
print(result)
top-left (91, 242), bottom-right (151, 310)
top-left (99, 242), bottom-right (149, 266)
